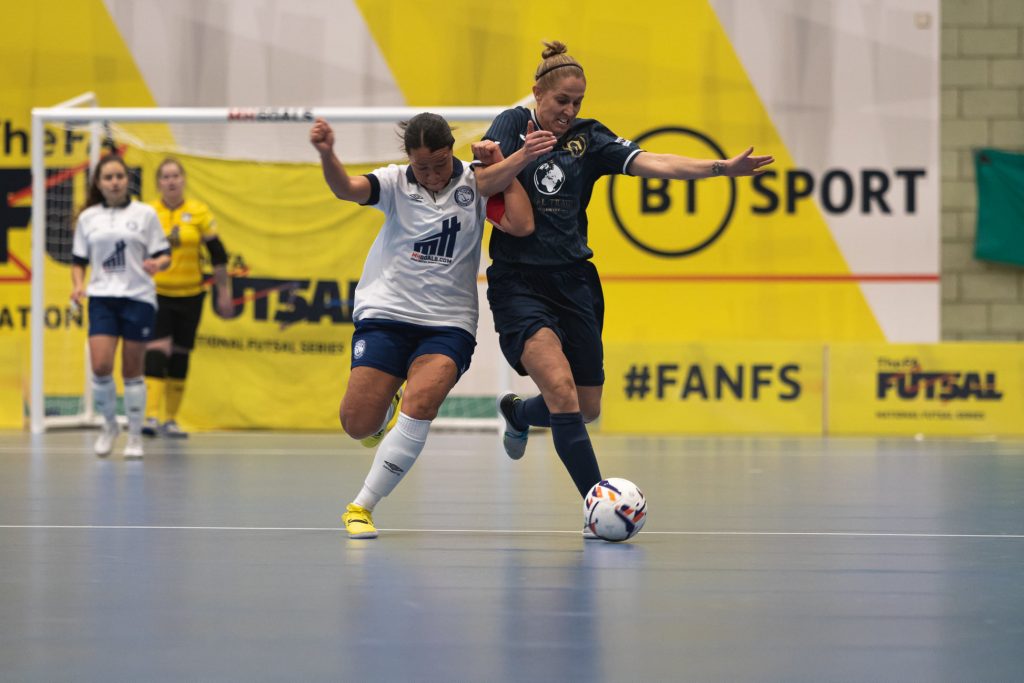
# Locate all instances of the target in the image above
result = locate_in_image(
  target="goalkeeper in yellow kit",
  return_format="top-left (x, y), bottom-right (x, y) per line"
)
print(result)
top-left (143, 158), bottom-right (233, 438)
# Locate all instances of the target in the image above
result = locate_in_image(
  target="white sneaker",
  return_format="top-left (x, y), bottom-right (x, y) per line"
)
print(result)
top-left (94, 422), bottom-right (119, 457)
top-left (123, 435), bottom-right (144, 459)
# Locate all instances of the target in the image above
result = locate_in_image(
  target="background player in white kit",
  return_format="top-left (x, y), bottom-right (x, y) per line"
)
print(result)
top-left (310, 112), bottom-right (554, 538)
top-left (71, 154), bottom-right (171, 459)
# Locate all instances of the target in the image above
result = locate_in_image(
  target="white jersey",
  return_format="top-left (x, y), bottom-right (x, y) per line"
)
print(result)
top-left (353, 158), bottom-right (488, 336)
top-left (72, 200), bottom-right (170, 307)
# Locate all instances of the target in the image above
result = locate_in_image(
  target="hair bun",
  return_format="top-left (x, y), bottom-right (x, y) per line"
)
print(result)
top-left (541, 40), bottom-right (568, 59)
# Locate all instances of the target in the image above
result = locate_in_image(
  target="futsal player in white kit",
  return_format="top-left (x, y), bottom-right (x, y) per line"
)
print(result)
top-left (310, 112), bottom-right (555, 538)
top-left (71, 153), bottom-right (171, 459)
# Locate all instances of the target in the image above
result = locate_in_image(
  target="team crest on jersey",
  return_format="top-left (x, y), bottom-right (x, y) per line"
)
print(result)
top-left (353, 339), bottom-right (366, 359)
top-left (126, 220), bottom-right (139, 232)
top-left (534, 161), bottom-right (566, 195)
top-left (407, 193), bottom-right (424, 203)
top-left (182, 212), bottom-right (192, 222)
top-left (563, 135), bottom-right (587, 158)
top-left (454, 186), bottom-right (475, 208)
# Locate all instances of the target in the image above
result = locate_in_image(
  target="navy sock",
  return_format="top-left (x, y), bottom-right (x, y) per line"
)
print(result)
top-left (515, 395), bottom-right (551, 428)
top-left (549, 412), bottom-right (602, 498)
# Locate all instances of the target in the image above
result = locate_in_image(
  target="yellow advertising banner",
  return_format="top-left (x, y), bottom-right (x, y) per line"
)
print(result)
top-left (602, 341), bottom-right (824, 435)
top-left (0, 340), bottom-right (24, 428)
top-left (828, 343), bottom-right (1024, 436)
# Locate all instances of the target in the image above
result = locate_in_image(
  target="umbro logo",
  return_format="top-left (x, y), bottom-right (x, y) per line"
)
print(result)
top-left (383, 461), bottom-right (405, 475)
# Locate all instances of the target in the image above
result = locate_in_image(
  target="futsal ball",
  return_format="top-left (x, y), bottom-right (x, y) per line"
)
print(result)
top-left (584, 478), bottom-right (648, 542)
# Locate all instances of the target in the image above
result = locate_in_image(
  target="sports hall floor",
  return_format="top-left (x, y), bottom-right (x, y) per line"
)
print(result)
top-left (1, 428), bottom-right (1022, 682)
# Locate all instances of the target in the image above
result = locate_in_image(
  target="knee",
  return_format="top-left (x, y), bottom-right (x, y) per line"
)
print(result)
top-left (581, 406), bottom-right (601, 423)
top-left (339, 402), bottom-right (374, 439)
top-left (92, 363), bottom-right (114, 378)
top-left (91, 353), bottom-right (115, 377)
top-left (545, 376), bottom-right (580, 413)
top-left (400, 392), bottom-right (439, 421)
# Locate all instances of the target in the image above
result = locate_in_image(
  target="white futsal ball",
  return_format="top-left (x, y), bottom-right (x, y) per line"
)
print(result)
top-left (584, 478), bottom-right (648, 542)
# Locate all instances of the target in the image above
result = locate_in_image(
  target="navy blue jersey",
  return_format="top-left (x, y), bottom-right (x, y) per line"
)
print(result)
top-left (483, 107), bottom-right (642, 267)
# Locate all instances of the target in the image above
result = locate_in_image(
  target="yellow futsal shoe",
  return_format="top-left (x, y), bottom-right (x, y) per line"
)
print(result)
top-left (342, 503), bottom-right (378, 539)
top-left (360, 387), bottom-right (403, 448)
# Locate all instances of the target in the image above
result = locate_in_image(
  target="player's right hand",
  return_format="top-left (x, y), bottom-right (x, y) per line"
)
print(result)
top-left (310, 118), bottom-right (335, 153)
top-left (472, 140), bottom-right (505, 165)
top-left (521, 120), bottom-right (556, 161)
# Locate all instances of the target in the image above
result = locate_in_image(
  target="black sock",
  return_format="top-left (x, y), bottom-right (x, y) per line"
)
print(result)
top-left (515, 395), bottom-right (551, 428)
top-left (549, 412), bottom-right (602, 498)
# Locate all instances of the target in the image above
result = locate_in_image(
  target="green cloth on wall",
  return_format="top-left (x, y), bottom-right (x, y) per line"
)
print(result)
top-left (975, 148), bottom-right (1024, 268)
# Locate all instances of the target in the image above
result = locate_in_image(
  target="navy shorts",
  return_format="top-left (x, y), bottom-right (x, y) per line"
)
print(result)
top-left (154, 292), bottom-right (205, 349)
top-left (351, 319), bottom-right (477, 380)
top-left (486, 260), bottom-right (605, 386)
top-left (88, 297), bottom-right (157, 342)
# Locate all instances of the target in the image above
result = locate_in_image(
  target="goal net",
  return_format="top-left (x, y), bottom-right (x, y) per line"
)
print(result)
top-left (29, 99), bottom-right (537, 434)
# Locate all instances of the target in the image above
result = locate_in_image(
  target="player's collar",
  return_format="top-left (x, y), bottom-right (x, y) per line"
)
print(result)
top-left (405, 157), bottom-right (463, 186)
top-left (101, 198), bottom-right (132, 208)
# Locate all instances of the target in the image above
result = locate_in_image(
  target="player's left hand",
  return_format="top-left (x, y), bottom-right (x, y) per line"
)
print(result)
top-left (142, 258), bottom-right (163, 275)
top-left (726, 147), bottom-right (775, 177)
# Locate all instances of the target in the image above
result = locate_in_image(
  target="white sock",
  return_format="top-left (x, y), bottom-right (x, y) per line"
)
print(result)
top-left (354, 413), bottom-right (431, 509)
top-left (123, 376), bottom-right (146, 437)
top-left (92, 375), bottom-right (116, 427)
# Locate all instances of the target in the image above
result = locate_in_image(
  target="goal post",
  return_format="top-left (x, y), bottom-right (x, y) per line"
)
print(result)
top-left (29, 103), bottom-right (527, 434)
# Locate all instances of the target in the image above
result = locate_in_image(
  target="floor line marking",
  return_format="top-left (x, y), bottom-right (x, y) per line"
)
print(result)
top-left (0, 525), bottom-right (1021, 539)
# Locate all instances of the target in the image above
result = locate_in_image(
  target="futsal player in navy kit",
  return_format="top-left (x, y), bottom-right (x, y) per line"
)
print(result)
top-left (474, 41), bottom-right (774, 536)
top-left (311, 113), bottom-right (550, 538)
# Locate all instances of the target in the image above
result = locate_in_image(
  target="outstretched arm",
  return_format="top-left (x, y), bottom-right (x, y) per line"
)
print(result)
top-left (629, 146), bottom-right (774, 180)
top-left (310, 118), bottom-right (372, 203)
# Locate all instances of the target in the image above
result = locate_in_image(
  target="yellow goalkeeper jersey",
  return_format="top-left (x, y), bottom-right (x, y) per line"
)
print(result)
top-left (149, 198), bottom-right (218, 297)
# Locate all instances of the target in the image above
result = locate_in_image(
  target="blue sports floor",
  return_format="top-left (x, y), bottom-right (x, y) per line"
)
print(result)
top-left (1, 429), bottom-right (1023, 682)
